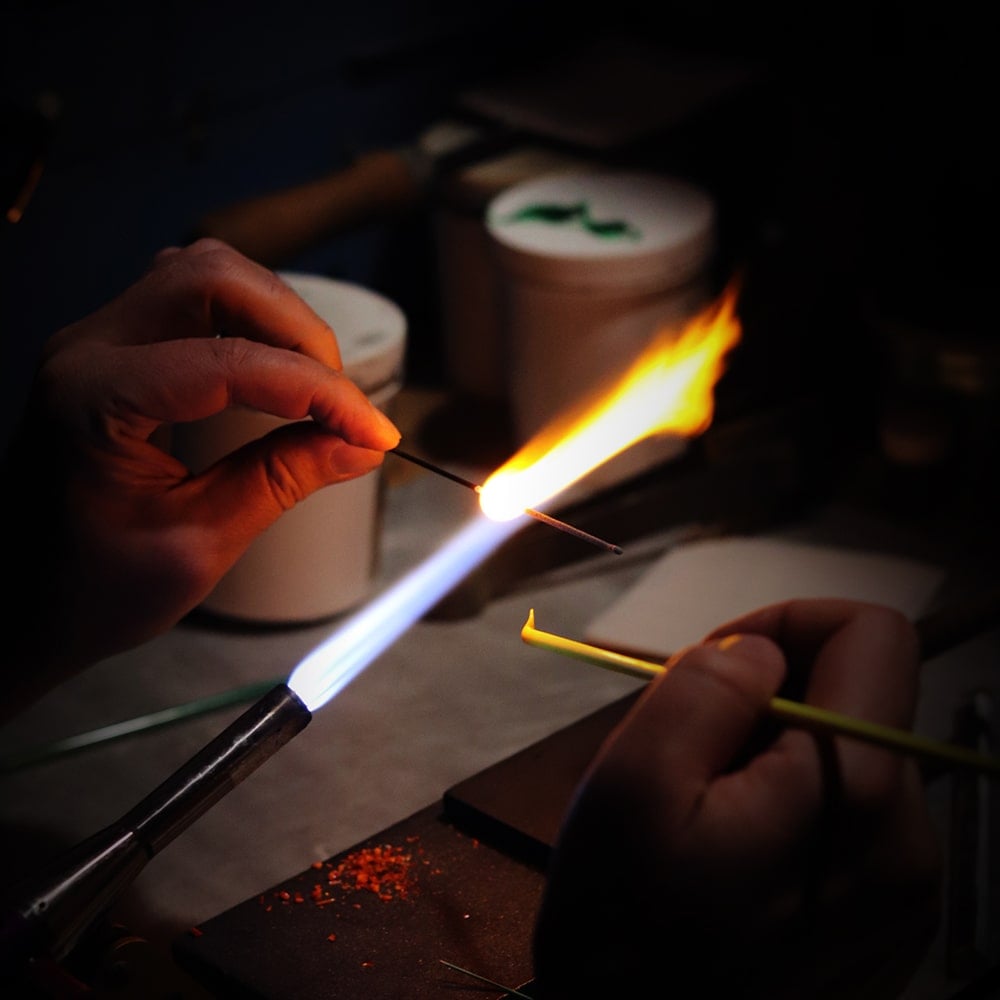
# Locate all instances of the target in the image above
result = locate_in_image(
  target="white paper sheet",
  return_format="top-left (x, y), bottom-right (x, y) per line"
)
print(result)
top-left (585, 536), bottom-right (945, 661)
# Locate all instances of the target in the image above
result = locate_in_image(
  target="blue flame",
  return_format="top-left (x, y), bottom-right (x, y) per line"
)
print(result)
top-left (287, 513), bottom-right (521, 711)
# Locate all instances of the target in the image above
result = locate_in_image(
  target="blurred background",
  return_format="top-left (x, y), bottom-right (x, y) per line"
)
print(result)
top-left (3, 1), bottom-right (995, 490)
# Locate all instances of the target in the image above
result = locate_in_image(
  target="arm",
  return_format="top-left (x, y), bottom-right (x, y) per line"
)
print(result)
top-left (3, 240), bottom-right (400, 717)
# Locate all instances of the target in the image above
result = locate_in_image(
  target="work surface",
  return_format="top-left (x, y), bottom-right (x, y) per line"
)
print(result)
top-left (1, 425), bottom-right (998, 998)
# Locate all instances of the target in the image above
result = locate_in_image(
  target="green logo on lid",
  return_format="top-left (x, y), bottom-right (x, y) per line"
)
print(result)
top-left (500, 201), bottom-right (640, 240)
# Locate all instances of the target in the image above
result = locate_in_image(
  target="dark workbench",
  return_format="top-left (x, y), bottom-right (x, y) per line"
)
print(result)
top-left (1, 391), bottom-right (998, 998)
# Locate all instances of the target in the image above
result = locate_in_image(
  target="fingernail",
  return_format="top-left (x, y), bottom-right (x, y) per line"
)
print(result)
top-left (712, 633), bottom-right (783, 668)
top-left (371, 406), bottom-right (401, 446)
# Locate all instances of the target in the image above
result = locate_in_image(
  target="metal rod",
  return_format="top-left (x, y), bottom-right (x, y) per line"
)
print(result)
top-left (389, 447), bottom-right (622, 555)
top-left (522, 506), bottom-right (623, 555)
top-left (389, 447), bottom-right (481, 492)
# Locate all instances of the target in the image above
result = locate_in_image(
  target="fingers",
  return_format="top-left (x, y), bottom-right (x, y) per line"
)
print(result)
top-left (704, 598), bottom-right (884, 657)
top-left (706, 597), bottom-right (921, 720)
top-left (176, 421), bottom-right (388, 551)
top-left (574, 633), bottom-right (825, 886)
top-left (152, 245), bottom-right (182, 262)
top-left (68, 239), bottom-right (344, 369)
top-left (803, 603), bottom-right (919, 720)
top-left (90, 334), bottom-right (400, 560)
top-left (653, 634), bottom-right (787, 778)
top-left (800, 604), bottom-right (921, 801)
top-left (706, 598), bottom-right (922, 798)
top-left (598, 635), bottom-right (793, 828)
top-left (80, 337), bottom-right (400, 451)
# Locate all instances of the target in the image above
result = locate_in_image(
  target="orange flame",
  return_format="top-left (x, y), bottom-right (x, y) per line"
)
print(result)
top-left (478, 281), bottom-right (742, 521)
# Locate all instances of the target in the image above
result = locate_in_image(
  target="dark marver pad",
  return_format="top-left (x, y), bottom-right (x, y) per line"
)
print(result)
top-left (173, 692), bottom-right (638, 998)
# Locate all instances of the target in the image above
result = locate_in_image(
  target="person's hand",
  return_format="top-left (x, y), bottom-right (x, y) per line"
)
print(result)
top-left (531, 599), bottom-right (942, 999)
top-left (4, 240), bottom-right (400, 714)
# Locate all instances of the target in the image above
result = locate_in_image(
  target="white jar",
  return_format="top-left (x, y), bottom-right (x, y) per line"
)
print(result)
top-left (486, 170), bottom-right (716, 499)
top-left (171, 273), bottom-right (406, 623)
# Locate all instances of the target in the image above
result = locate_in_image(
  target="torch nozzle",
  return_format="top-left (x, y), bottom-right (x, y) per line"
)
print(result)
top-left (0, 684), bottom-right (311, 977)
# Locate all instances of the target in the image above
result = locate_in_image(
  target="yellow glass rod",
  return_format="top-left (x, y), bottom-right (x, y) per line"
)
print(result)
top-left (520, 610), bottom-right (1000, 777)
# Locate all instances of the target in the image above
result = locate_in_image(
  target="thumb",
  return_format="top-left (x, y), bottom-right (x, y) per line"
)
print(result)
top-left (614, 634), bottom-right (787, 786)
top-left (179, 420), bottom-right (385, 555)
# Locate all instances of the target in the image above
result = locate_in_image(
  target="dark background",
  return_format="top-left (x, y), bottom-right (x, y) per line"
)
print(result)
top-left (2, 0), bottom-right (995, 494)
top-left (0, 8), bottom-right (997, 993)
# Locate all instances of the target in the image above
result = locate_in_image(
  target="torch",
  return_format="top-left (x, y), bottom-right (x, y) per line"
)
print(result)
top-left (0, 285), bottom-right (742, 980)
top-left (0, 511), bottom-right (526, 977)
top-left (0, 685), bottom-right (310, 971)
top-left (0, 516), bottom-right (582, 976)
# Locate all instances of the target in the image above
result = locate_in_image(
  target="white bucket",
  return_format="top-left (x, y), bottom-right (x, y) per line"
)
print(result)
top-left (172, 273), bottom-right (406, 623)
top-left (486, 170), bottom-right (716, 499)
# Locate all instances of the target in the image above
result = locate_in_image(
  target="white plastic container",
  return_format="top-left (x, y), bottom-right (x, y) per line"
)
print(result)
top-left (171, 273), bottom-right (406, 623)
top-left (432, 145), bottom-right (595, 401)
top-left (486, 170), bottom-right (716, 498)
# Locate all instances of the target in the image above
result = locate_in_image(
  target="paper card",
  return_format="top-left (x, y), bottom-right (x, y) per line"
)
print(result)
top-left (585, 536), bottom-right (945, 661)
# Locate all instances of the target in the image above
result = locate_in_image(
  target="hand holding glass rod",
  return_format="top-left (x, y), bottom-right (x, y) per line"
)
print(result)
top-left (520, 610), bottom-right (1000, 777)
top-left (389, 447), bottom-right (623, 555)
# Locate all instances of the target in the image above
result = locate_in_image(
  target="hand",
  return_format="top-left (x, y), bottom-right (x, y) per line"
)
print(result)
top-left (531, 599), bottom-right (942, 999)
top-left (4, 240), bottom-right (400, 714)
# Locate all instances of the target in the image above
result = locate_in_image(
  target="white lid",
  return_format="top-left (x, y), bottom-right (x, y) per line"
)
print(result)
top-left (279, 272), bottom-right (407, 394)
top-left (486, 170), bottom-right (715, 290)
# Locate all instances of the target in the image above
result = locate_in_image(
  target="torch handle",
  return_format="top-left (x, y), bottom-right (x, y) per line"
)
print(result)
top-left (0, 685), bottom-right (310, 972)
top-left (125, 684), bottom-right (311, 853)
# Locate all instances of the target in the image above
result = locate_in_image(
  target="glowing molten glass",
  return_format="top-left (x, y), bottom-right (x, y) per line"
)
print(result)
top-left (477, 284), bottom-right (742, 521)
